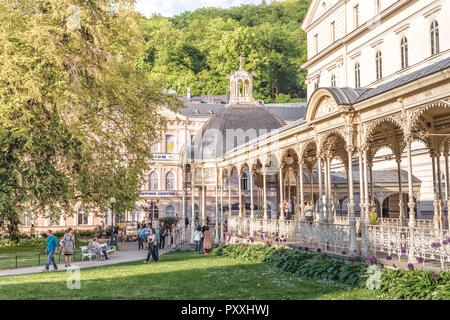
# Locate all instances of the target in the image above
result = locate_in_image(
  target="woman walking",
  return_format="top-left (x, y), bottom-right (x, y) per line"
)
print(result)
top-left (193, 226), bottom-right (203, 254)
top-left (60, 227), bottom-right (75, 267)
top-left (144, 228), bottom-right (157, 263)
top-left (203, 226), bottom-right (212, 254)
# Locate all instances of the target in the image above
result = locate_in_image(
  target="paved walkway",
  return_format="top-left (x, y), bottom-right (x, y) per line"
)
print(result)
top-left (0, 242), bottom-right (190, 277)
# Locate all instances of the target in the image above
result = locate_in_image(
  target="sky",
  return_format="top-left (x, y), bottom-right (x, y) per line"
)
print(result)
top-left (135, 0), bottom-right (274, 18)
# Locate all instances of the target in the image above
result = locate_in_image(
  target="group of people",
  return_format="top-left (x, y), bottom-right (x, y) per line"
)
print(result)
top-left (137, 218), bottom-right (185, 263)
top-left (87, 237), bottom-right (110, 260)
top-left (193, 218), bottom-right (212, 254)
top-left (44, 227), bottom-right (112, 272)
top-left (43, 227), bottom-right (76, 271)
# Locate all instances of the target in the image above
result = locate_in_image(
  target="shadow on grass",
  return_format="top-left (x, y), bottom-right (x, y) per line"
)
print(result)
top-left (0, 250), bottom-right (379, 300)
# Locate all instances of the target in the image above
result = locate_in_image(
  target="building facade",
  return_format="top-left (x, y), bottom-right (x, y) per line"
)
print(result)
top-left (136, 92), bottom-right (306, 224)
top-left (182, 0), bottom-right (450, 265)
top-left (302, 0), bottom-right (450, 220)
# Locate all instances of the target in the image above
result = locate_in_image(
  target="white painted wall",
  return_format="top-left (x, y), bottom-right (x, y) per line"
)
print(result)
top-left (305, 0), bottom-right (450, 99)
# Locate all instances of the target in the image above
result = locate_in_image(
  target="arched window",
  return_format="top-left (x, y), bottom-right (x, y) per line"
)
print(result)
top-left (375, 50), bottom-right (382, 80)
top-left (400, 37), bottom-right (408, 69)
top-left (166, 205), bottom-right (175, 217)
top-left (149, 172), bottom-right (158, 190)
top-left (166, 171), bottom-right (175, 190)
top-left (430, 20), bottom-right (439, 55)
top-left (354, 63), bottom-right (361, 88)
top-left (330, 74), bottom-right (336, 87)
top-left (241, 172), bottom-right (249, 190)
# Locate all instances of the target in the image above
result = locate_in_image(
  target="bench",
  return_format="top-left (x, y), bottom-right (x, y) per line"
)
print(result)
top-left (102, 244), bottom-right (116, 256)
top-left (81, 246), bottom-right (100, 262)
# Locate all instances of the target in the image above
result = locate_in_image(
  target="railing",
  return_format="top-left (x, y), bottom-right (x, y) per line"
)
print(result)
top-left (166, 227), bottom-right (191, 249)
top-left (335, 217), bottom-right (435, 233)
top-left (228, 217), bottom-right (350, 253)
top-left (227, 216), bottom-right (449, 266)
top-left (228, 217), bottom-right (297, 242)
top-left (334, 216), bottom-right (360, 234)
top-left (297, 222), bottom-right (351, 254)
top-left (366, 225), bottom-right (450, 269)
top-left (0, 250), bottom-right (84, 270)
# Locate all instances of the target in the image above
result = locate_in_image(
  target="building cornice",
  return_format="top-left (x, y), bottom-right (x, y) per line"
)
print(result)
top-left (301, 0), bottom-right (412, 70)
top-left (302, 0), bottom-right (345, 32)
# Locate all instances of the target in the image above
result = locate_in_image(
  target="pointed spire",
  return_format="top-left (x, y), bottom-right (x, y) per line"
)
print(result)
top-left (238, 56), bottom-right (244, 70)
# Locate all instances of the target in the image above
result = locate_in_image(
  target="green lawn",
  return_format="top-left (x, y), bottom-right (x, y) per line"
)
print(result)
top-left (0, 241), bottom-right (89, 270)
top-left (0, 250), bottom-right (381, 300)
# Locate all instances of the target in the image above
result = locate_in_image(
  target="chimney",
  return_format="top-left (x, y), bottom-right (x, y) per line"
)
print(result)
top-left (187, 87), bottom-right (191, 101)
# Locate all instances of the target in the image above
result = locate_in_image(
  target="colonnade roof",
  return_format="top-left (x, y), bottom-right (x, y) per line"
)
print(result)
top-left (354, 56), bottom-right (450, 103)
top-left (189, 104), bottom-right (286, 160)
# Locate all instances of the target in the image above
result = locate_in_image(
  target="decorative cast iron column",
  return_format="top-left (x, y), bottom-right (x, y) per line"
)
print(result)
top-left (299, 161), bottom-right (305, 221)
top-left (279, 165), bottom-right (285, 220)
top-left (250, 170), bottom-right (254, 219)
top-left (263, 168), bottom-right (268, 219)
top-left (347, 148), bottom-right (357, 254)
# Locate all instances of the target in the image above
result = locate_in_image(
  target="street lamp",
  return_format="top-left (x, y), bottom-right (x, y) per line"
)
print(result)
top-left (110, 196), bottom-right (116, 245)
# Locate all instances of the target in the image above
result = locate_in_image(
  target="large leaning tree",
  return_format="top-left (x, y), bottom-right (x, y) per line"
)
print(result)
top-left (0, 0), bottom-right (182, 239)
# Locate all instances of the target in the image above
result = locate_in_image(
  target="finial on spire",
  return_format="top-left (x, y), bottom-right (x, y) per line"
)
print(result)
top-left (238, 56), bottom-right (244, 70)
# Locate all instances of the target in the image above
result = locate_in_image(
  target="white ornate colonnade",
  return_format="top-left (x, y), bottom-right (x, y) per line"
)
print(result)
top-left (180, 61), bottom-right (450, 266)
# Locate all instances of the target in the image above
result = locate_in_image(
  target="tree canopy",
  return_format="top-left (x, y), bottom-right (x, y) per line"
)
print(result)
top-left (143, 0), bottom-right (310, 103)
top-left (0, 0), bottom-right (181, 238)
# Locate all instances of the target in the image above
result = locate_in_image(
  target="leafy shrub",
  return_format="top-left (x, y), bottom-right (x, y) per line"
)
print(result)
top-left (213, 244), bottom-right (450, 299)
top-left (212, 244), bottom-right (276, 262)
top-left (160, 217), bottom-right (178, 228)
top-left (0, 238), bottom-right (46, 248)
top-left (213, 244), bottom-right (367, 287)
top-left (379, 269), bottom-right (450, 300)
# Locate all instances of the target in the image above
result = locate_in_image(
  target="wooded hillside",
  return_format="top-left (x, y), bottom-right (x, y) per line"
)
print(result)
top-left (142, 0), bottom-right (311, 103)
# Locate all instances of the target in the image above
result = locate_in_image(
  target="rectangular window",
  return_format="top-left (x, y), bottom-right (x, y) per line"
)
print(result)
top-left (330, 21), bottom-right (335, 43)
top-left (314, 34), bottom-right (318, 54)
top-left (78, 212), bottom-right (89, 225)
top-left (353, 5), bottom-right (359, 29)
top-left (165, 135), bottom-right (175, 153)
top-left (375, 0), bottom-right (380, 14)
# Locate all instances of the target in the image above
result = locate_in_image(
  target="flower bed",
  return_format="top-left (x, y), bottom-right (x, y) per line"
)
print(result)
top-left (212, 243), bottom-right (450, 300)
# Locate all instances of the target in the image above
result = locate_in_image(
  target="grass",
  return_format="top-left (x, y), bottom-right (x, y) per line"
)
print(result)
top-left (0, 250), bottom-right (382, 300)
top-left (0, 241), bottom-right (89, 270)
